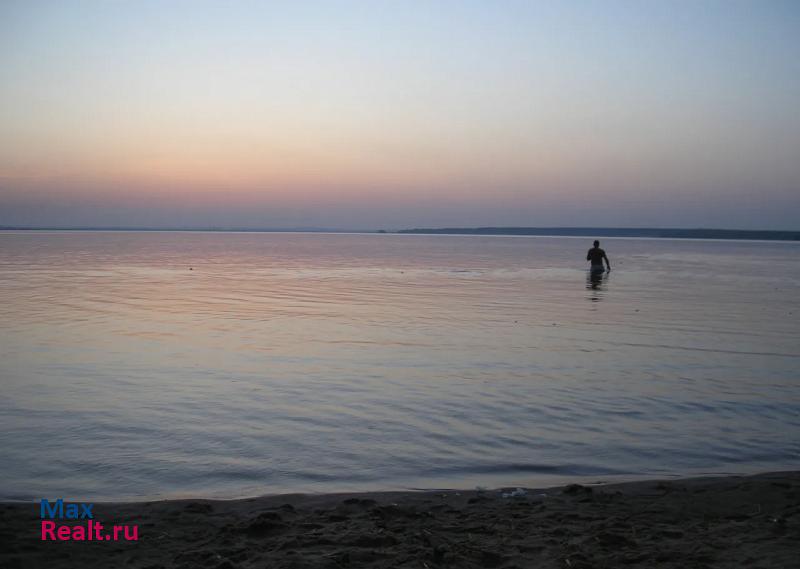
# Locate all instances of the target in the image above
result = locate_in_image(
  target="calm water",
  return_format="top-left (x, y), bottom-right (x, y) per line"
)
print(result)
top-left (1, 231), bottom-right (799, 501)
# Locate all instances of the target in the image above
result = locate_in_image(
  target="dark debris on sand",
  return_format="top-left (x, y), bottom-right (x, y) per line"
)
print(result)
top-left (1, 472), bottom-right (798, 568)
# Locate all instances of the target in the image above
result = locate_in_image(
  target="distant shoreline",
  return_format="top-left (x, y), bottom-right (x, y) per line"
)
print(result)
top-left (2, 226), bottom-right (799, 241)
top-left (397, 227), bottom-right (800, 241)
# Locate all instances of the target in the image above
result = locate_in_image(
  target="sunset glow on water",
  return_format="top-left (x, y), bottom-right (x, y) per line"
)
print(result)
top-left (1, 232), bottom-right (798, 500)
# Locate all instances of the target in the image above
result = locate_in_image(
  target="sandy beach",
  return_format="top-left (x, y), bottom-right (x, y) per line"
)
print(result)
top-left (1, 471), bottom-right (797, 569)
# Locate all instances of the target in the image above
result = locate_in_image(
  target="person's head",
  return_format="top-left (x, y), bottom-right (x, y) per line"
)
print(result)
top-left (593, 240), bottom-right (600, 248)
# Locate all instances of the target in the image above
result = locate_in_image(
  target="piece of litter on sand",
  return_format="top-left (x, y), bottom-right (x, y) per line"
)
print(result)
top-left (501, 488), bottom-right (527, 498)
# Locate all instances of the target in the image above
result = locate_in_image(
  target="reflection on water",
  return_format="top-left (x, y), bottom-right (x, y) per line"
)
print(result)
top-left (0, 232), bottom-right (799, 500)
top-left (586, 269), bottom-right (609, 302)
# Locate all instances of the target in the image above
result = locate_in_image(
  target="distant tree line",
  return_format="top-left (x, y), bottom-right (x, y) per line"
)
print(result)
top-left (396, 227), bottom-right (800, 241)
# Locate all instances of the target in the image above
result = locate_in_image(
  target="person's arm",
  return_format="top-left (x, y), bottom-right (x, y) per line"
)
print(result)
top-left (604, 252), bottom-right (611, 270)
top-left (586, 250), bottom-right (592, 262)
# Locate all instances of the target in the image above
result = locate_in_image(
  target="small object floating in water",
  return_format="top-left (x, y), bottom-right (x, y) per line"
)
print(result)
top-left (189, 267), bottom-right (193, 270)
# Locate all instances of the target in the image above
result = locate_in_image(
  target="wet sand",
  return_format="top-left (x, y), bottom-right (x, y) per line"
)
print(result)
top-left (1, 471), bottom-right (798, 568)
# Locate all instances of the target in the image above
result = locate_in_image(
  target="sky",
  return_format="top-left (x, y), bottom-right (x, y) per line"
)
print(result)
top-left (1, 0), bottom-right (798, 230)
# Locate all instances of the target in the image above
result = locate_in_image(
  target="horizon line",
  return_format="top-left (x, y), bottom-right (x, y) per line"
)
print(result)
top-left (1, 225), bottom-right (799, 241)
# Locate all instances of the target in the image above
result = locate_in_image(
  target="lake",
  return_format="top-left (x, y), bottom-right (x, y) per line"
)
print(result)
top-left (1, 231), bottom-right (798, 500)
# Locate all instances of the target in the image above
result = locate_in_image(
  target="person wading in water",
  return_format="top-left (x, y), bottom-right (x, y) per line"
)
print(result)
top-left (587, 240), bottom-right (611, 273)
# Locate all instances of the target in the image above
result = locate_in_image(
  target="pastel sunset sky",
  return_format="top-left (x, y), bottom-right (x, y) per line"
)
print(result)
top-left (1, 1), bottom-right (798, 229)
